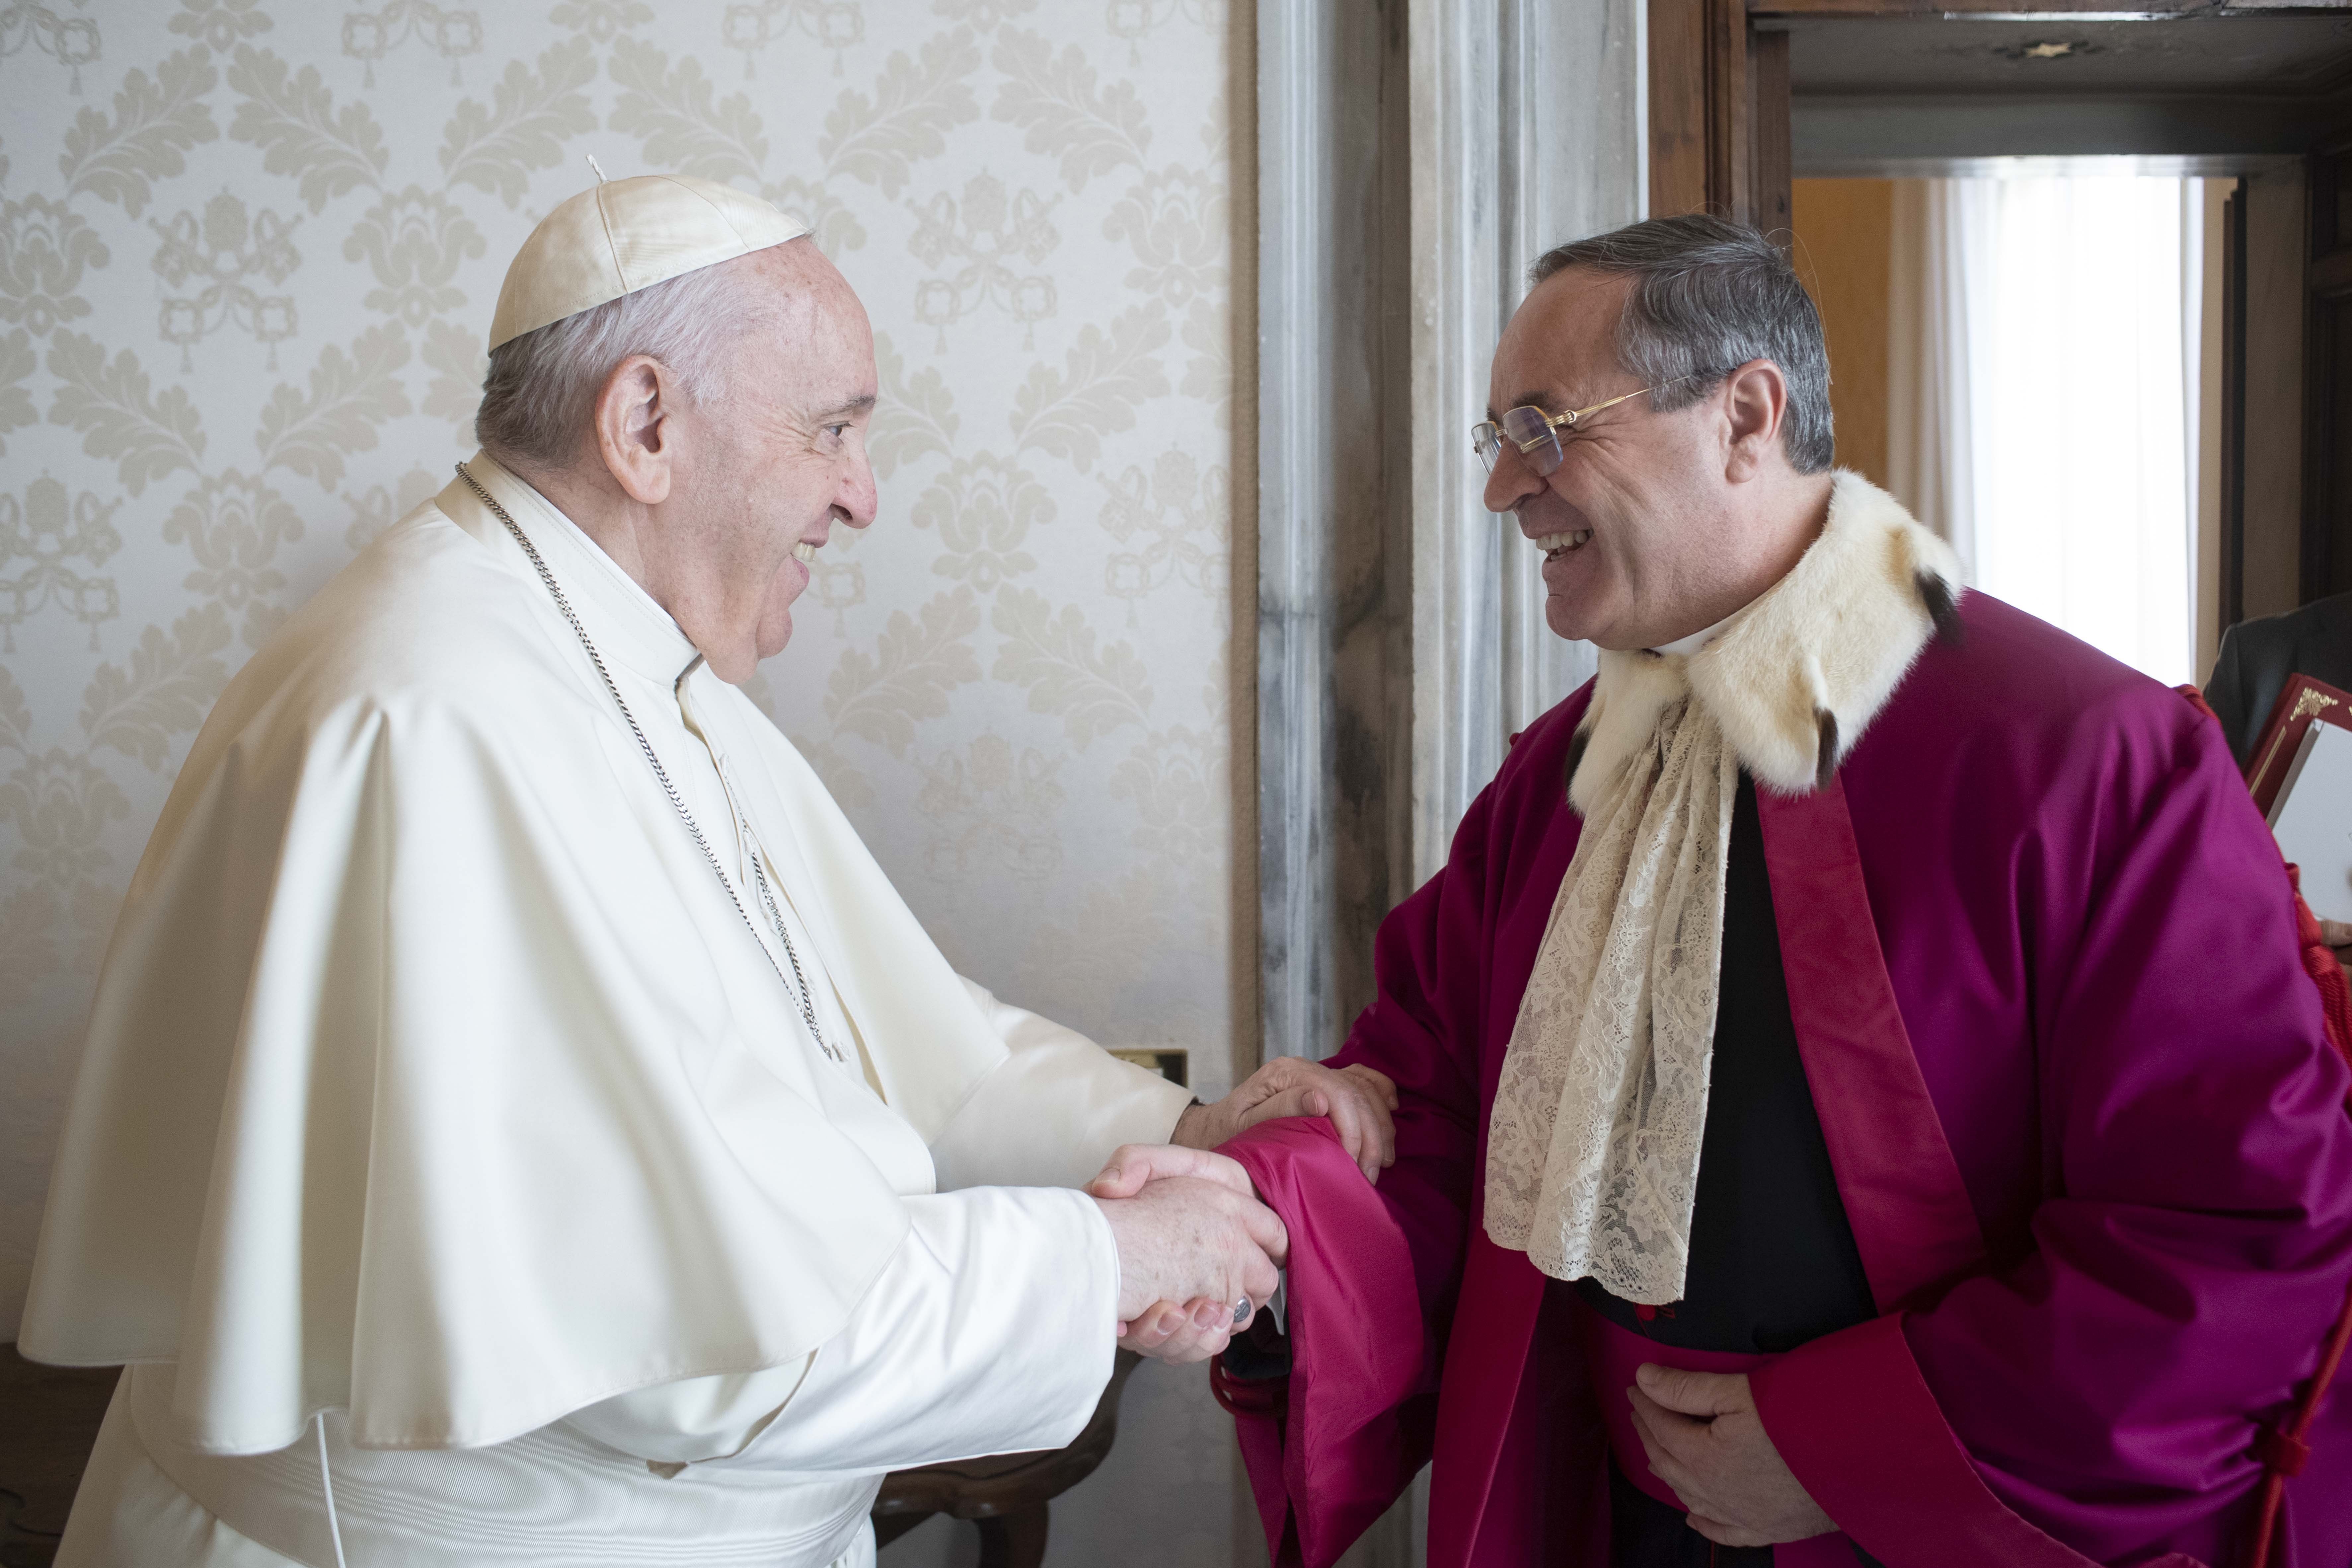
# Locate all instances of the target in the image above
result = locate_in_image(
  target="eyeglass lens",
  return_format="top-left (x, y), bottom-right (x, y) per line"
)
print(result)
top-left (1499, 407), bottom-right (1564, 478)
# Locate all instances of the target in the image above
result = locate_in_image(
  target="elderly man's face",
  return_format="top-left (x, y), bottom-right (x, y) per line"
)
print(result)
top-left (670, 241), bottom-right (878, 675)
top-left (1482, 267), bottom-right (1753, 652)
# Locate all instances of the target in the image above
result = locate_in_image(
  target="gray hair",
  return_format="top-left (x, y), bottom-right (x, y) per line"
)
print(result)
top-left (474, 254), bottom-right (772, 469)
top-left (1528, 215), bottom-right (1834, 474)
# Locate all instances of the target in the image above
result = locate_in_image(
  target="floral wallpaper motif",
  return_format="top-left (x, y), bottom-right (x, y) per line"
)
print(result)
top-left (0, 2), bottom-right (1242, 1561)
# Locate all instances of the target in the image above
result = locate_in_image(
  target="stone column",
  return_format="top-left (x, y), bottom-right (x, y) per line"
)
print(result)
top-left (1256, 0), bottom-right (1644, 1071)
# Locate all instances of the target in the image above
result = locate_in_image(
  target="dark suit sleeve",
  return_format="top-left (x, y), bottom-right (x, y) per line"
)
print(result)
top-left (2204, 622), bottom-right (2258, 767)
top-left (2207, 616), bottom-right (2310, 770)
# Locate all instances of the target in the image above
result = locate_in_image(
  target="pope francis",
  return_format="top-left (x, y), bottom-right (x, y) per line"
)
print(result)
top-left (19, 174), bottom-right (1395, 1567)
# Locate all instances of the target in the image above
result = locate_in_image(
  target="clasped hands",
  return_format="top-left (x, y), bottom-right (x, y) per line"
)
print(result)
top-left (1088, 1057), bottom-right (1398, 1363)
top-left (1088, 1057), bottom-right (1834, 1549)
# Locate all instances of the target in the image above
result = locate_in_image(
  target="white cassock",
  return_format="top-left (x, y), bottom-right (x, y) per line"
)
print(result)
top-left (19, 451), bottom-right (1194, 1568)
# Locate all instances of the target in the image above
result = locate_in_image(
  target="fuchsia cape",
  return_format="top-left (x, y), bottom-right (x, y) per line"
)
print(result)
top-left (1218, 594), bottom-right (2352, 1568)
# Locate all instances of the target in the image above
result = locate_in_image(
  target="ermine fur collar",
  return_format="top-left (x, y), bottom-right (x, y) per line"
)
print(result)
top-left (1569, 471), bottom-right (1965, 808)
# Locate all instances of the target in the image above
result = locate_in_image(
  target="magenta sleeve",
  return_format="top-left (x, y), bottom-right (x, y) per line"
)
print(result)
top-left (1215, 771), bottom-right (1516, 1565)
top-left (1222, 1120), bottom-right (1435, 1568)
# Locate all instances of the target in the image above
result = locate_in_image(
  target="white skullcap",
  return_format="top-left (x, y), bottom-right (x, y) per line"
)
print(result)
top-left (486, 172), bottom-right (810, 351)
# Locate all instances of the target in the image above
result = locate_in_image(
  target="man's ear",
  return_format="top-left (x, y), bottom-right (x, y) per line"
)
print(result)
top-left (593, 354), bottom-right (677, 506)
top-left (1720, 359), bottom-right (1788, 484)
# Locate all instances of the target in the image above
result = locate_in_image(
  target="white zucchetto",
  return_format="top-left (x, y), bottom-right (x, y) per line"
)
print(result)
top-left (486, 172), bottom-right (810, 350)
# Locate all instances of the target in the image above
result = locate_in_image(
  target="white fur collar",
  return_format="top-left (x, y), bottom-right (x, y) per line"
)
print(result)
top-left (1570, 471), bottom-right (1965, 807)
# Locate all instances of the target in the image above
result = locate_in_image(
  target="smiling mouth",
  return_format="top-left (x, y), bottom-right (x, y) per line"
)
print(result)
top-left (1532, 530), bottom-right (1592, 559)
top-left (793, 541), bottom-right (819, 564)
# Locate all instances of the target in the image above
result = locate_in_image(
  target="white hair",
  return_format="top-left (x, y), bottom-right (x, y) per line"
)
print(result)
top-left (474, 250), bottom-right (776, 469)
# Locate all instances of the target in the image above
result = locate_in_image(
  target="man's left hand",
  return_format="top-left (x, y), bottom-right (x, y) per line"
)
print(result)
top-left (1627, 1365), bottom-right (1836, 1547)
top-left (1173, 1058), bottom-right (1399, 1183)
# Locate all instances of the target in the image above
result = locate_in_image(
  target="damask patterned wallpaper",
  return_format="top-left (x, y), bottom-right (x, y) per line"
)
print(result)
top-left (0, 0), bottom-right (1247, 1559)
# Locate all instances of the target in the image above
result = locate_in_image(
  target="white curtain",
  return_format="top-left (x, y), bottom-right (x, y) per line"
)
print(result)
top-left (1886, 179), bottom-right (1991, 570)
top-left (1887, 170), bottom-right (2202, 688)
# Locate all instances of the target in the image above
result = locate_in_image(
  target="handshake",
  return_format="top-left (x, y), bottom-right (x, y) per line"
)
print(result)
top-left (1087, 1056), bottom-right (1398, 1363)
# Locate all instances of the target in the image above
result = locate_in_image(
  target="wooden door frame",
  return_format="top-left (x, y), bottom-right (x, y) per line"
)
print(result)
top-left (2224, 175), bottom-right (2250, 629)
top-left (1649, 0), bottom-right (1793, 231)
top-left (2305, 145), bottom-right (2352, 604)
top-left (1658, 0), bottom-right (2351, 240)
top-left (1752, 28), bottom-right (1794, 234)
top-left (1746, 0), bottom-right (2346, 14)
top-left (1683, 2), bottom-right (2350, 621)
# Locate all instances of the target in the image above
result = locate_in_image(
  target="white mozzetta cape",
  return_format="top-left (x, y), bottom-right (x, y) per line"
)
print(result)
top-left (22, 456), bottom-right (1191, 1467)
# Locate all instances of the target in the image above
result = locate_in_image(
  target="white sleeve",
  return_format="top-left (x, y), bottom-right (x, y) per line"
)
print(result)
top-left (926, 976), bottom-right (1196, 1191)
top-left (564, 1184), bottom-right (1120, 1473)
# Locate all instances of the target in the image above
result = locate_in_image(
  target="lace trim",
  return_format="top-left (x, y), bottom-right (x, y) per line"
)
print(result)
top-left (1483, 687), bottom-right (1736, 1305)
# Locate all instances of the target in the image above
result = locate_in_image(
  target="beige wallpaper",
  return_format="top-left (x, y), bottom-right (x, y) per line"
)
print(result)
top-left (0, 0), bottom-right (1245, 1560)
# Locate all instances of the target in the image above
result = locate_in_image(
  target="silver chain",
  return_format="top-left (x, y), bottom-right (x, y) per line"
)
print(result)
top-left (455, 463), bottom-right (844, 1064)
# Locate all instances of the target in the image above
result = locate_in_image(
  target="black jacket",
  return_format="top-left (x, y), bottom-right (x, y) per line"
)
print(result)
top-left (2204, 591), bottom-right (2352, 768)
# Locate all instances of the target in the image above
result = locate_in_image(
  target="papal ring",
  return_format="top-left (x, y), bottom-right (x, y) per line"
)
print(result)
top-left (1233, 1297), bottom-right (1251, 1325)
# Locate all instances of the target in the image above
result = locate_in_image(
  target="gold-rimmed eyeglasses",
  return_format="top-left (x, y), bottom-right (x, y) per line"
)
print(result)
top-left (1472, 376), bottom-right (1691, 477)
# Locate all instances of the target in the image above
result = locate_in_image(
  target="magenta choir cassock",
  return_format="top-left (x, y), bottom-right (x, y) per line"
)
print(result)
top-left (1216, 593), bottom-right (2352, 1568)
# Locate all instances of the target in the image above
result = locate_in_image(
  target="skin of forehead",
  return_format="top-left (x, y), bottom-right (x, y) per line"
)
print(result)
top-left (1487, 267), bottom-right (1640, 424)
top-left (730, 239), bottom-right (875, 404)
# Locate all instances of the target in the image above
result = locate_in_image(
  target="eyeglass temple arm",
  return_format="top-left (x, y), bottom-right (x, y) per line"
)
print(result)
top-left (1485, 375), bottom-right (1693, 455)
top-left (1508, 388), bottom-right (1638, 452)
top-left (1553, 386), bottom-right (1650, 430)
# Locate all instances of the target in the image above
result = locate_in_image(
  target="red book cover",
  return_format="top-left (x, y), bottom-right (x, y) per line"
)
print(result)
top-left (2246, 672), bottom-right (2352, 817)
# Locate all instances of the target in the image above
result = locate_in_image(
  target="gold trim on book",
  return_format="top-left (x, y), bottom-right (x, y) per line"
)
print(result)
top-left (2253, 688), bottom-right (2343, 803)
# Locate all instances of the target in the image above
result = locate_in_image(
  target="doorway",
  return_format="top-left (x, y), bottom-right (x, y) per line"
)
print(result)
top-left (1650, 0), bottom-right (2352, 681)
top-left (1794, 167), bottom-right (2209, 685)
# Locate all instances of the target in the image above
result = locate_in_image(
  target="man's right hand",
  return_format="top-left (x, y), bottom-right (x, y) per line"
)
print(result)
top-left (1091, 1144), bottom-right (1286, 1364)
